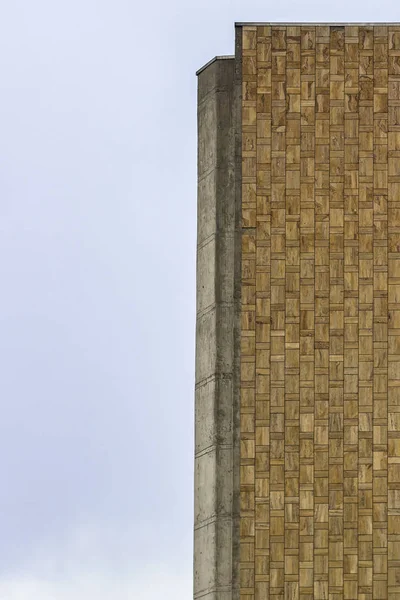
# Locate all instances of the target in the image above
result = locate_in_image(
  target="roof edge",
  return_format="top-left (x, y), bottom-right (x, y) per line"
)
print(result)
top-left (196, 55), bottom-right (234, 77)
top-left (235, 21), bottom-right (400, 26)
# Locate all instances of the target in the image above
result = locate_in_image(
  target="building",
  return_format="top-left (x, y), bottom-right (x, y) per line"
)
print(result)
top-left (195, 23), bottom-right (400, 600)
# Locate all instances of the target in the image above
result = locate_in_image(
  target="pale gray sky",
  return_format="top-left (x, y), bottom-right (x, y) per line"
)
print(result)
top-left (0, 0), bottom-right (398, 598)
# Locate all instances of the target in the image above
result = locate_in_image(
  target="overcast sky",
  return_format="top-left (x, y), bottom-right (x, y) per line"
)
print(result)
top-left (0, 1), bottom-right (399, 598)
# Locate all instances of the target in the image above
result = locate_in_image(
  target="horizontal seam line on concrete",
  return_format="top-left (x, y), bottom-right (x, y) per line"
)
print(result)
top-left (195, 443), bottom-right (233, 458)
top-left (197, 231), bottom-right (235, 251)
top-left (198, 161), bottom-right (235, 182)
top-left (194, 586), bottom-right (233, 598)
top-left (198, 165), bottom-right (217, 182)
top-left (194, 514), bottom-right (234, 531)
top-left (198, 85), bottom-right (236, 106)
top-left (197, 233), bottom-right (234, 247)
top-left (197, 233), bottom-right (216, 250)
top-left (196, 301), bottom-right (234, 320)
top-left (195, 372), bottom-right (233, 389)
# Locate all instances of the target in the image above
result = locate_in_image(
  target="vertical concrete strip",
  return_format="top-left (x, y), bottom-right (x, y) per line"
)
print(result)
top-left (195, 57), bottom-right (236, 600)
top-left (232, 28), bottom-right (242, 600)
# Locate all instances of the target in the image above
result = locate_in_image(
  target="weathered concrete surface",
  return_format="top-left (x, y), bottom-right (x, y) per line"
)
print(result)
top-left (231, 28), bottom-right (242, 600)
top-left (194, 57), bottom-right (237, 600)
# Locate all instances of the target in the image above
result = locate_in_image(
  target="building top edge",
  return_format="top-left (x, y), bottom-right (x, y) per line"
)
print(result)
top-left (235, 21), bottom-right (400, 26)
top-left (196, 55), bottom-right (234, 77)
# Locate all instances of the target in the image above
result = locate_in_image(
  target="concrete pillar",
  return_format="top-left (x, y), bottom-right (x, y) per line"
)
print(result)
top-left (194, 56), bottom-right (238, 600)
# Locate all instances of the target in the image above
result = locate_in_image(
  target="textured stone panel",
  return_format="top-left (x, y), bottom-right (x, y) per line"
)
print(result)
top-left (239, 23), bottom-right (398, 600)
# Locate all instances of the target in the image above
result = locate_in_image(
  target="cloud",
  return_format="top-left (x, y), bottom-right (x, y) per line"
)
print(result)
top-left (0, 523), bottom-right (192, 600)
top-left (0, 570), bottom-right (191, 600)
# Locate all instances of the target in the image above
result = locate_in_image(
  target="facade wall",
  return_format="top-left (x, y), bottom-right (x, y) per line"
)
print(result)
top-left (196, 22), bottom-right (400, 600)
top-left (239, 24), bottom-right (400, 600)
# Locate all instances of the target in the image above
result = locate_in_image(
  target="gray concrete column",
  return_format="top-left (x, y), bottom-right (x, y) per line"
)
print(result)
top-left (194, 56), bottom-right (238, 600)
